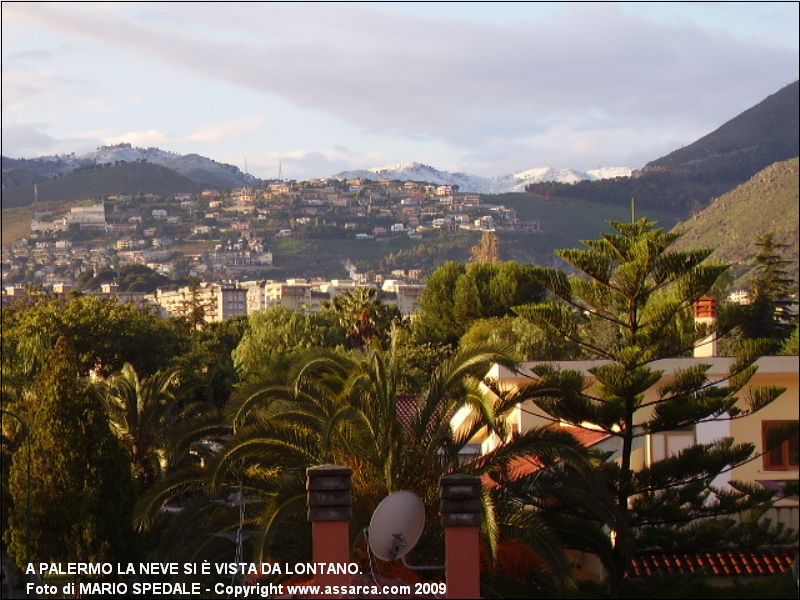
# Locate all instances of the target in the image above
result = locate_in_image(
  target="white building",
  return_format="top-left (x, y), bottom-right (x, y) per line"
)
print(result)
top-left (63, 203), bottom-right (106, 229)
top-left (147, 283), bottom-right (247, 323)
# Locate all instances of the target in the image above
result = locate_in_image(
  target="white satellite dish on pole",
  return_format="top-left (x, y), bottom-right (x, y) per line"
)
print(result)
top-left (368, 490), bottom-right (425, 561)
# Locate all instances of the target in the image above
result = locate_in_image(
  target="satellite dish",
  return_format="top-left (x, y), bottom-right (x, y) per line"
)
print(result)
top-left (368, 491), bottom-right (425, 561)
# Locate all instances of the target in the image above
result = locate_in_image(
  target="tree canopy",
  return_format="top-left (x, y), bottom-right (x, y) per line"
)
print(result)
top-left (1, 295), bottom-right (187, 388)
top-left (415, 260), bottom-right (546, 344)
top-left (7, 339), bottom-right (135, 566)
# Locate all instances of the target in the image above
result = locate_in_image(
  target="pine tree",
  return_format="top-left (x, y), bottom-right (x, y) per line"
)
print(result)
top-left (740, 233), bottom-right (796, 344)
top-left (177, 284), bottom-right (215, 330)
top-left (513, 219), bottom-right (786, 596)
top-left (6, 338), bottom-right (135, 567)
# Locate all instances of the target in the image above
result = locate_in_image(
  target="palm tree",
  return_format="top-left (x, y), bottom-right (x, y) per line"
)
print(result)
top-left (210, 340), bottom-right (595, 577)
top-left (132, 340), bottom-right (603, 592)
top-left (323, 287), bottom-right (400, 348)
top-left (98, 363), bottom-right (182, 486)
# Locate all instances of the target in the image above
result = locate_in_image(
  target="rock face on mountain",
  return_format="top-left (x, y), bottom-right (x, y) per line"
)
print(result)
top-left (525, 80), bottom-right (800, 215)
top-left (333, 162), bottom-right (631, 194)
top-left (672, 157), bottom-right (799, 282)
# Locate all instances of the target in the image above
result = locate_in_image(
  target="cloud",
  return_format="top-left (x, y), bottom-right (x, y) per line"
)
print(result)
top-left (1, 123), bottom-right (60, 156)
top-left (1, 66), bottom-right (81, 105)
top-left (103, 129), bottom-right (169, 146)
top-left (185, 116), bottom-right (266, 144)
top-left (2, 3), bottom-right (798, 172)
top-left (239, 147), bottom-right (384, 181)
top-left (1, 123), bottom-right (102, 157)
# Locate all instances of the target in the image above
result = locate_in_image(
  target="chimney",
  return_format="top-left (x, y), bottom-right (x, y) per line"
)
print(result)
top-left (307, 465), bottom-right (352, 594)
top-left (441, 474), bottom-right (482, 599)
top-left (694, 296), bottom-right (717, 358)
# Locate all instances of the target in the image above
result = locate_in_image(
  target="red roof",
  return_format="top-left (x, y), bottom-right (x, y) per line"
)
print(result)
top-left (562, 425), bottom-right (611, 447)
top-left (481, 425), bottom-right (611, 488)
top-left (627, 547), bottom-right (798, 578)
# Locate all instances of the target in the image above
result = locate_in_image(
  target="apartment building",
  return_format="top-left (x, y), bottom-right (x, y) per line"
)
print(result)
top-left (148, 282), bottom-right (247, 323)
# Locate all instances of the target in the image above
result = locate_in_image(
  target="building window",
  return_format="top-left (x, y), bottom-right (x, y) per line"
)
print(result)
top-left (762, 421), bottom-right (800, 471)
top-left (650, 426), bottom-right (695, 463)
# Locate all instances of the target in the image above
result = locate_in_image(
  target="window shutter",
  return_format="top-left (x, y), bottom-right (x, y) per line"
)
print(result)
top-left (768, 439), bottom-right (785, 468)
top-left (789, 431), bottom-right (799, 467)
top-left (762, 421), bottom-right (799, 471)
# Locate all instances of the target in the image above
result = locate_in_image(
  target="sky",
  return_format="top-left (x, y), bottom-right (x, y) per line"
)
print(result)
top-left (2, 2), bottom-right (798, 180)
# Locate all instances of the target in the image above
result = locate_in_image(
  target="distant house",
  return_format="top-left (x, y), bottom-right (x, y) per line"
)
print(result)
top-left (64, 203), bottom-right (106, 229)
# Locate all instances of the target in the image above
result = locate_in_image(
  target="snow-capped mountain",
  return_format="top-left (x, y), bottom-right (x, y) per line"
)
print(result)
top-left (35, 143), bottom-right (257, 189)
top-left (336, 162), bottom-right (487, 192)
top-left (586, 166), bottom-right (633, 180)
top-left (333, 162), bottom-right (631, 194)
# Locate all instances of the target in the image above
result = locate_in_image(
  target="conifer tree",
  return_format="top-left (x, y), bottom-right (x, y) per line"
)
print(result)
top-left (513, 219), bottom-right (786, 596)
top-left (740, 233), bottom-right (797, 344)
top-left (6, 338), bottom-right (135, 567)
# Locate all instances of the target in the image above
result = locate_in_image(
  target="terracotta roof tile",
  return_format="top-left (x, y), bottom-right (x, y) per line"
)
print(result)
top-left (627, 547), bottom-right (798, 578)
top-left (479, 425), bottom-right (611, 489)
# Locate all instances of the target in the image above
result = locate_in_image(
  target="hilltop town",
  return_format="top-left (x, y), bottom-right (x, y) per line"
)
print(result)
top-left (1, 176), bottom-right (540, 302)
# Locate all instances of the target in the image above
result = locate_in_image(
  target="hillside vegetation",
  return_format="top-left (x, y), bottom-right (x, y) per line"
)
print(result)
top-left (673, 158), bottom-right (799, 282)
top-left (1, 161), bottom-right (201, 209)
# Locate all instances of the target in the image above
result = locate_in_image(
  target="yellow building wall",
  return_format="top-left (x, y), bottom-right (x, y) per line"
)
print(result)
top-left (481, 357), bottom-right (799, 488)
top-left (730, 370), bottom-right (799, 484)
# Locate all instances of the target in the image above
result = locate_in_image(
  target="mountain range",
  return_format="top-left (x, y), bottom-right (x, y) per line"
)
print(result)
top-left (1, 143), bottom-right (256, 207)
top-left (332, 163), bottom-right (632, 193)
top-left (526, 80), bottom-right (799, 215)
top-left (1, 161), bottom-right (203, 208)
top-left (2, 80), bottom-right (797, 217)
top-left (1, 146), bottom-right (631, 206)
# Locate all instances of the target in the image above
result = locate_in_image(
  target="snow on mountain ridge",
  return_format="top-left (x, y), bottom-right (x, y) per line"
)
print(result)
top-left (68, 143), bottom-right (257, 188)
top-left (333, 163), bottom-right (631, 194)
top-left (586, 167), bottom-right (633, 179)
top-left (369, 161), bottom-right (435, 173)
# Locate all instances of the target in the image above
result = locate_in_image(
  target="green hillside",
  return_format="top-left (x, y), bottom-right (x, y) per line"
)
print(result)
top-left (209, 195), bottom-right (679, 278)
top-left (672, 158), bottom-right (799, 282)
top-left (291, 194), bottom-right (680, 277)
top-left (1, 161), bottom-right (201, 209)
top-left (526, 81), bottom-right (799, 215)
